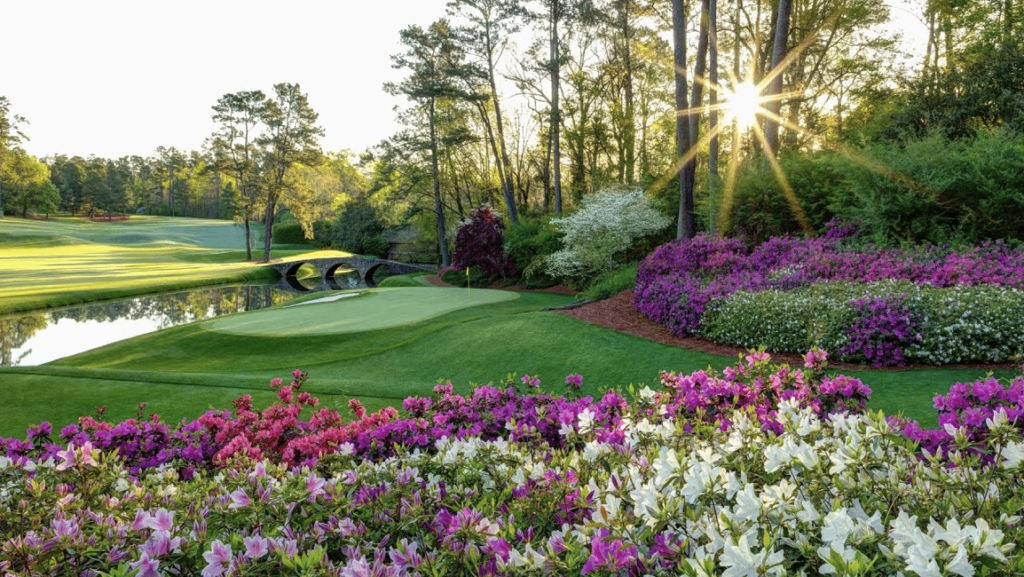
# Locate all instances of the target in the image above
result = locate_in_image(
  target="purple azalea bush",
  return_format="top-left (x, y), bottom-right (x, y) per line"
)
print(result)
top-left (635, 223), bottom-right (1024, 365)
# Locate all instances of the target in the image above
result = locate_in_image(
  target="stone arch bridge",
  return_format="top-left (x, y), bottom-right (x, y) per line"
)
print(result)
top-left (267, 257), bottom-right (435, 292)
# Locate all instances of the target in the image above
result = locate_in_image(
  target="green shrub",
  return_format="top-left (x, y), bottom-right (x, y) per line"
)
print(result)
top-left (440, 265), bottom-right (493, 288)
top-left (362, 234), bottom-right (390, 258)
top-left (904, 285), bottom-right (1024, 365)
top-left (698, 280), bottom-right (1024, 365)
top-left (583, 263), bottom-right (638, 301)
top-left (698, 283), bottom-right (861, 354)
top-left (330, 202), bottom-right (385, 254)
top-left (504, 219), bottom-right (563, 284)
top-left (724, 152), bottom-right (842, 243)
top-left (271, 222), bottom-right (309, 245)
top-left (831, 129), bottom-right (1024, 246)
top-left (312, 219), bottom-right (333, 248)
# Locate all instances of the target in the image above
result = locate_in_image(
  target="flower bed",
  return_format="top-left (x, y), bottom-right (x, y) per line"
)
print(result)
top-left (2, 354), bottom-right (1023, 575)
top-left (635, 226), bottom-right (1024, 365)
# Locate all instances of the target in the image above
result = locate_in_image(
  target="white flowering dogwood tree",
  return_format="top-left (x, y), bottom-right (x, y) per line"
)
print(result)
top-left (547, 188), bottom-right (671, 278)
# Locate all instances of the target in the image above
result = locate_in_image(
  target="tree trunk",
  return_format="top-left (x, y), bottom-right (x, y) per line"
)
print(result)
top-left (685, 0), bottom-right (710, 234)
top-left (244, 207), bottom-right (253, 262)
top-left (429, 98), bottom-right (451, 268)
top-left (621, 1), bottom-right (636, 184)
top-left (673, 0), bottom-right (695, 239)
top-left (485, 29), bottom-right (518, 225)
top-left (262, 201), bottom-right (274, 262)
top-left (475, 101), bottom-right (511, 216)
top-left (551, 0), bottom-right (563, 215)
top-left (764, 0), bottom-right (792, 156)
top-left (708, 0), bottom-right (719, 235)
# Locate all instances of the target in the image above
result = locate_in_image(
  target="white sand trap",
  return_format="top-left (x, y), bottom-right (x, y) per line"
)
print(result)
top-left (286, 292), bottom-right (362, 307)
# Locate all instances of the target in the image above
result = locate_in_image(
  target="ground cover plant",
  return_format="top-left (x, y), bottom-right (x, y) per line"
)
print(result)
top-left (0, 217), bottom-right (337, 314)
top-left (2, 351), bottom-right (1022, 576)
top-left (635, 226), bottom-right (1024, 366)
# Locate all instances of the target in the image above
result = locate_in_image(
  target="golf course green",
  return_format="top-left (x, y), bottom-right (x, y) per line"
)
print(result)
top-left (0, 216), bottom-right (1014, 438)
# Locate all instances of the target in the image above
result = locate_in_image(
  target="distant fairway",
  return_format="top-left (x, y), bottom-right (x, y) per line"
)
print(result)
top-left (0, 216), bottom-right (344, 314)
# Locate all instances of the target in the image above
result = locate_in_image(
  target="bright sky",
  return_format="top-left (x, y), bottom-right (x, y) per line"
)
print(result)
top-left (5, 0), bottom-right (925, 161)
top-left (5, 0), bottom-right (451, 159)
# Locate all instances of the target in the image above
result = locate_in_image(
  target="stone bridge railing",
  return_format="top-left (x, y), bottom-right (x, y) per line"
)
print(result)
top-left (267, 258), bottom-right (436, 292)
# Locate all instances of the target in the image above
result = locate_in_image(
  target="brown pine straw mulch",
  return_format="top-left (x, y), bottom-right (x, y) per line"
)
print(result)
top-left (423, 275), bottom-right (1019, 372)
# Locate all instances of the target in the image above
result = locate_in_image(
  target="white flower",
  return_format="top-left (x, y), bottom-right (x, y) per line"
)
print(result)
top-left (999, 440), bottom-right (1024, 469)
top-left (577, 409), bottom-right (596, 433)
top-left (821, 509), bottom-right (856, 549)
top-left (817, 544), bottom-right (857, 575)
top-left (944, 546), bottom-right (975, 577)
top-left (720, 534), bottom-right (784, 577)
top-left (582, 441), bottom-right (602, 462)
top-left (630, 483), bottom-right (661, 526)
top-left (558, 422), bottom-right (574, 437)
top-left (731, 484), bottom-right (760, 522)
top-left (652, 447), bottom-right (680, 488)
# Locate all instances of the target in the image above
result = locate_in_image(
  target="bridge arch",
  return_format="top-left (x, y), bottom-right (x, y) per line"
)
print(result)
top-left (325, 262), bottom-right (360, 290)
top-left (284, 261), bottom-right (310, 278)
top-left (364, 263), bottom-right (396, 287)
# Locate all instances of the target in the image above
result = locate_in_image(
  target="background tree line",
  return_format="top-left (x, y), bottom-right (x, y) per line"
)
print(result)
top-left (3, 0), bottom-right (1021, 265)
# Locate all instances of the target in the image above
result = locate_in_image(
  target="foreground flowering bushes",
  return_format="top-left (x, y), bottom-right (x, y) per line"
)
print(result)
top-left (2, 353), bottom-right (1024, 575)
top-left (635, 227), bottom-right (1024, 365)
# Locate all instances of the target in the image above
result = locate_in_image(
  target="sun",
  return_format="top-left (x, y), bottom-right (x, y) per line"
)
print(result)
top-left (724, 81), bottom-right (763, 129)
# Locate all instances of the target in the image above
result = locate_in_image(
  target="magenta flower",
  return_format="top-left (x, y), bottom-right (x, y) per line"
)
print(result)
top-left (521, 374), bottom-right (541, 388)
top-left (581, 529), bottom-right (639, 574)
top-left (565, 373), bottom-right (584, 390)
top-left (145, 508), bottom-right (174, 531)
top-left (244, 535), bottom-right (270, 559)
top-left (51, 517), bottom-right (79, 540)
top-left (129, 553), bottom-right (161, 577)
top-left (389, 538), bottom-right (424, 569)
top-left (201, 540), bottom-right (232, 577)
top-left (228, 488), bottom-right (251, 510)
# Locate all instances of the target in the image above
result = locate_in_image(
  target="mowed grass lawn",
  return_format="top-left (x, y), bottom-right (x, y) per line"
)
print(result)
top-left (1, 284), bottom-right (1017, 437)
top-left (0, 216), bottom-right (346, 314)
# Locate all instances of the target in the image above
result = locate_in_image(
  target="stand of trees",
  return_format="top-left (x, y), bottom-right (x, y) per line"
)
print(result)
top-left (5, 0), bottom-right (1020, 262)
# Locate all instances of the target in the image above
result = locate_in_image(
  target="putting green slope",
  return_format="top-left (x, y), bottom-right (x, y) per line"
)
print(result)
top-left (208, 288), bottom-right (518, 336)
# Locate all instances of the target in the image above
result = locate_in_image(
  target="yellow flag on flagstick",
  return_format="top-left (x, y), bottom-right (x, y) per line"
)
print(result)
top-left (466, 267), bottom-right (471, 294)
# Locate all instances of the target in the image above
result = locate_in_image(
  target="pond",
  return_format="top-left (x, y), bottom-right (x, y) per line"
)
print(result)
top-left (0, 284), bottom-right (313, 367)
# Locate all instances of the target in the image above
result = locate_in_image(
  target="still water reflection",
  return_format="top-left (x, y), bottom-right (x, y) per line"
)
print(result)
top-left (0, 285), bottom-right (303, 367)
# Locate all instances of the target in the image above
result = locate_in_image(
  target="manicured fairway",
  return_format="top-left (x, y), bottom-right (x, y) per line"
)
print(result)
top-left (0, 216), bottom-right (342, 314)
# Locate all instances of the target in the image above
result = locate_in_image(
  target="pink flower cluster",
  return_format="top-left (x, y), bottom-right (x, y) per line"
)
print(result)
top-left (197, 369), bottom-right (400, 467)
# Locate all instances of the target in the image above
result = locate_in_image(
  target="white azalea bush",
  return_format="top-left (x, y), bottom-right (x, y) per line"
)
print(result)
top-left (546, 189), bottom-right (671, 278)
top-left (2, 354), bottom-right (1023, 575)
top-left (699, 281), bottom-right (1024, 366)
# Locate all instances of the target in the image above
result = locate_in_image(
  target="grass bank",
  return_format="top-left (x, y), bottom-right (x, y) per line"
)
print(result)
top-left (1, 283), bottom-right (1015, 437)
